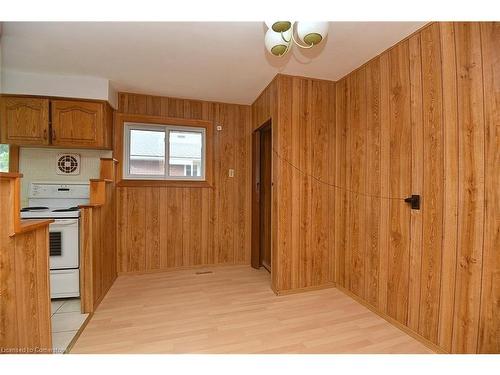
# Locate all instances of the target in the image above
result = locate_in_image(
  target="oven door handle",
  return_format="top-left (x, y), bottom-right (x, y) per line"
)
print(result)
top-left (50, 219), bottom-right (79, 226)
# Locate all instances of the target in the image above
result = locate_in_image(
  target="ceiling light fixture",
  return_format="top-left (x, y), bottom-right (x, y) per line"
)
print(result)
top-left (264, 21), bottom-right (329, 57)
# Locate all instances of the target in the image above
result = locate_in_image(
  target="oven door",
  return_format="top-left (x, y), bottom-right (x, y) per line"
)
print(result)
top-left (49, 219), bottom-right (79, 270)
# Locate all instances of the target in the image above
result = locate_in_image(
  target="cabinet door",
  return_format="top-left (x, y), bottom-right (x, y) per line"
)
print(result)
top-left (51, 100), bottom-right (104, 148)
top-left (0, 97), bottom-right (50, 145)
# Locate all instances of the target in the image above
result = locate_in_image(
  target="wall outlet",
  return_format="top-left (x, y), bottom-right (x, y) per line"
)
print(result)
top-left (228, 169), bottom-right (235, 178)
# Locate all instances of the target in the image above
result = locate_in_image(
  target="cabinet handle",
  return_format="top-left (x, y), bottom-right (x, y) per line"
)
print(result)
top-left (52, 129), bottom-right (56, 141)
top-left (43, 129), bottom-right (48, 140)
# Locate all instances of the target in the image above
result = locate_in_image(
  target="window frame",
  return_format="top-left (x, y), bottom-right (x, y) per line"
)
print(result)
top-left (123, 123), bottom-right (206, 181)
top-left (116, 113), bottom-right (214, 188)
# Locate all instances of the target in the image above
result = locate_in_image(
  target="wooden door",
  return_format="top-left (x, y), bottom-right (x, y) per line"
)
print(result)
top-left (0, 97), bottom-right (50, 145)
top-left (259, 125), bottom-right (272, 272)
top-left (51, 100), bottom-right (104, 147)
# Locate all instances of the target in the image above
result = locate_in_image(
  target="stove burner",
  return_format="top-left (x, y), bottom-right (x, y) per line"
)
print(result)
top-left (52, 206), bottom-right (79, 212)
top-left (21, 206), bottom-right (49, 212)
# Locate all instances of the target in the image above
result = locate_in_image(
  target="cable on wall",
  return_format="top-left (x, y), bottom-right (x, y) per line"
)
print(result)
top-left (272, 148), bottom-right (407, 201)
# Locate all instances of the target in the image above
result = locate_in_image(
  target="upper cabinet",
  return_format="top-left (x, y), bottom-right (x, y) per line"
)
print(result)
top-left (0, 96), bottom-right (113, 149)
top-left (0, 97), bottom-right (50, 145)
top-left (51, 100), bottom-right (112, 148)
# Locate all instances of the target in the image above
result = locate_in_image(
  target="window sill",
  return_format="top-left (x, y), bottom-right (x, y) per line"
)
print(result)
top-left (116, 179), bottom-right (213, 188)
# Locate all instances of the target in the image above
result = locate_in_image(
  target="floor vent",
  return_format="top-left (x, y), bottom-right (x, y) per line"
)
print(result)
top-left (195, 271), bottom-right (213, 275)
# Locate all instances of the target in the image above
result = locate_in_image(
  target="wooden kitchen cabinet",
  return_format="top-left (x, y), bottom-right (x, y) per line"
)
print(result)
top-left (0, 96), bottom-right (50, 145)
top-left (51, 100), bottom-right (112, 149)
top-left (0, 95), bottom-right (113, 149)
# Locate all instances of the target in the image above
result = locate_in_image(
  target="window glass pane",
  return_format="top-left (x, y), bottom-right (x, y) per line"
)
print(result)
top-left (169, 131), bottom-right (202, 178)
top-left (129, 129), bottom-right (165, 175)
top-left (0, 144), bottom-right (9, 172)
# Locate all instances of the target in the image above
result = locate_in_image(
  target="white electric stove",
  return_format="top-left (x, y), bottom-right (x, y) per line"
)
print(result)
top-left (21, 182), bottom-right (90, 299)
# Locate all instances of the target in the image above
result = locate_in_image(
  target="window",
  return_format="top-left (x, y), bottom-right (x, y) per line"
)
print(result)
top-left (0, 144), bottom-right (9, 172)
top-left (124, 123), bottom-right (205, 180)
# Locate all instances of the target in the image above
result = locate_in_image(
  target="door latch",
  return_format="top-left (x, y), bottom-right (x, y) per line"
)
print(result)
top-left (404, 194), bottom-right (420, 210)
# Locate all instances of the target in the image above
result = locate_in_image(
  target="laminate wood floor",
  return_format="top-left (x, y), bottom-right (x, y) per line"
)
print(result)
top-left (71, 266), bottom-right (433, 354)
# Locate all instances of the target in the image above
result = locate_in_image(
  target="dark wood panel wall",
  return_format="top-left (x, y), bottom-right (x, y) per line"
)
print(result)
top-left (251, 75), bottom-right (336, 293)
top-left (115, 93), bottom-right (251, 272)
top-left (334, 22), bottom-right (499, 354)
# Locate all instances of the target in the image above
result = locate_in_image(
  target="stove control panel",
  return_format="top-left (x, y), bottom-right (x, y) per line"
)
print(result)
top-left (30, 182), bottom-right (90, 199)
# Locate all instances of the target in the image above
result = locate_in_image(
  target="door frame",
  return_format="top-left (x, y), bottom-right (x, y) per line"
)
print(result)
top-left (251, 119), bottom-right (272, 270)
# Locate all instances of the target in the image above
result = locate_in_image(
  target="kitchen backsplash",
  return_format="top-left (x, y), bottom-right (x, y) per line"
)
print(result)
top-left (19, 147), bottom-right (112, 207)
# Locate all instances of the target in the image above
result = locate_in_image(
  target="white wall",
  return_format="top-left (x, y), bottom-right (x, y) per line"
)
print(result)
top-left (1, 69), bottom-right (118, 108)
top-left (19, 147), bottom-right (112, 207)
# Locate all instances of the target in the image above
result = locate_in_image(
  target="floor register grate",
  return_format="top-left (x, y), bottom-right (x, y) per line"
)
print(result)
top-left (195, 271), bottom-right (214, 275)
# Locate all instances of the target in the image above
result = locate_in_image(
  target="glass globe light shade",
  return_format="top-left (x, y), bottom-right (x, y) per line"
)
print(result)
top-left (264, 28), bottom-right (292, 56)
top-left (296, 22), bottom-right (329, 46)
top-left (264, 20), bottom-right (293, 33)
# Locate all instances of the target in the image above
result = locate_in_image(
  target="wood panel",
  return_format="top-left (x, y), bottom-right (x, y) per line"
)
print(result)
top-left (418, 23), bottom-right (444, 343)
top-left (452, 22), bottom-right (486, 354)
top-left (80, 179), bottom-right (117, 313)
top-left (365, 58), bottom-right (382, 307)
top-left (437, 21), bottom-right (460, 353)
top-left (387, 40), bottom-right (412, 325)
top-left (145, 188), bottom-right (161, 270)
top-left (0, 174), bottom-right (52, 353)
top-left (311, 80), bottom-right (333, 287)
top-left (378, 53), bottom-right (391, 315)
top-left (8, 145), bottom-right (20, 173)
top-left (252, 77), bottom-right (278, 131)
top-left (116, 93), bottom-right (251, 273)
top-left (348, 68), bottom-right (366, 298)
top-left (167, 188), bottom-right (183, 267)
top-left (334, 78), bottom-right (348, 289)
top-left (334, 22), bottom-right (499, 354)
top-left (257, 75), bottom-right (336, 293)
top-left (407, 32), bottom-right (423, 331)
top-left (478, 21), bottom-right (500, 354)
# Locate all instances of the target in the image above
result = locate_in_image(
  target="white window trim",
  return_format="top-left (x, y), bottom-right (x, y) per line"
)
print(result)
top-left (123, 122), bottom-right (206, 181)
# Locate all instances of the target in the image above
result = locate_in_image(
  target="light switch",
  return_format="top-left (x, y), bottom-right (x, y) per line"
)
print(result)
top-left (228, 169), bottom-right (235, 178)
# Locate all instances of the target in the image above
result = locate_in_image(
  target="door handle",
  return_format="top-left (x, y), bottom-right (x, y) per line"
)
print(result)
top-left (404, 195), bottom-right (420, 210)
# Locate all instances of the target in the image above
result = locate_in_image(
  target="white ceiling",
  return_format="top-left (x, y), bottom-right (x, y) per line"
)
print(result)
top-left (1, 22), bottom-right (427, 105)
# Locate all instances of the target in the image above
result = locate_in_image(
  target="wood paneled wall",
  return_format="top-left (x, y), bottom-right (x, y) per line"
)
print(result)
top-left (0, 175), bottom-right (52, 353)
top-left (251, 75), bottom-right (336, 293)
top-left (334, 22), bottom-right (499, 354)
top-left (115, 93), bottom-right (251, 273)
top-left (252, 77), bottom-right (278, 132)
top-left (80, 179), bottom-right (117, 313)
